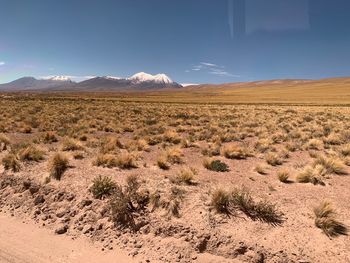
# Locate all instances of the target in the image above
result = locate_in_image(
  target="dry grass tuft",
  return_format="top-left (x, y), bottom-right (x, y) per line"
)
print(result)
top-left (93, 154), bottom-right (118, 168)
top-left (49, 153), bottom-right (69, 180)
top-left (176, 167), bottom-right (197, 185)
top-left (231, 187), bottom-right (284, 225)
top-left (221, 144), bottom-right (253, 160)
top-left (265, 152), bottom-right (283, 166)
top-left (277, 169), bottom-right (290, 183)
top-left (0, 134), bottom-right (10, 151)
top-left (61, 138), bottom-right (84, 151)
top-left (297, 165), bottom-right (326, 185)
top-left (313, 156), bottom-right (348, 175)
top-left (43, 131), bottom-right (58, 144)
top-left (211, 188), bottom-right (230, 214)
top-left (157, 147), bottom-right (183, 169)
top-left (18, 145), bottom-right (45, 162)
top-left (314, 201), bottom-right (348, 237)
top-left (255, 164), bottom-right (268, 175)
top-left (2, 153), bottom-right (20, 172)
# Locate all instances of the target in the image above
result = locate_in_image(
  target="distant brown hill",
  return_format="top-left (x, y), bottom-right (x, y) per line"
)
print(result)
top-left (1, 77), bottom-right (350, 105)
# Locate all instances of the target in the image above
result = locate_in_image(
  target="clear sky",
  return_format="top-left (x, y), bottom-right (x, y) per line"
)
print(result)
top-left (1, 0), bottom-right (350, 84)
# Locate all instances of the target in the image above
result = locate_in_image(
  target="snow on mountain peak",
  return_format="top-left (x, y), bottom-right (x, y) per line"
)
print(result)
top-left (42, 76), bottom-right (72, 81)
top-left (103, 76), bottom-right (121, 80)
top-left (129, 72), bottom-right (173, 84)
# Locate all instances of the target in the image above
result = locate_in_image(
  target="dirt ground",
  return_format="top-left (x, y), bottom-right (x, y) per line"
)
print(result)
top-left (0, 98), bottom-right (349, 262)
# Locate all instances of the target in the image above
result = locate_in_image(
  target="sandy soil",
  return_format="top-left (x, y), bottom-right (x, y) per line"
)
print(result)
top-left (0, 102), bottom-right (349, 262)
top-left (0, 213), bottom-right (134, 263)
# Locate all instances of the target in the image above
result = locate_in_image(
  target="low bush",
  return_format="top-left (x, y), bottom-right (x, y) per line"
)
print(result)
top-left (203, 158), bottom-right (229, 172)
top-left (90, 176), bottom-right (116, 199)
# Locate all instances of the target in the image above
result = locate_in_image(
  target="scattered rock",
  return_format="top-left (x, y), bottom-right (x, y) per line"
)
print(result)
top-left (80, 199), bottom-right (93, 207)
top-left (82, 224), bottom-right (93, 234)
top-left (29, 185), bottom-right (40, 195)
top-left (56, 208), bottom-right (67, 218)
top-left (55, 224), bottom-right (68, 234)
top-left (34, 195), bottom-right (45, 205)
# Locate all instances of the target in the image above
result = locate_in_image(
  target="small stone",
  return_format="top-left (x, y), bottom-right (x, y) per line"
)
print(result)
top-left (82, 224), bottom-right (93, 234)
top-left (56, 208), bottom-right (67, 218)
top-left (29, 185), bottom-right (40, 195)
top-left (34, 195), bottom-right (45, 205)
top-left (55, 224), bottom-right (68, 234)
top-left (81, 199), bottom-right (92, 207)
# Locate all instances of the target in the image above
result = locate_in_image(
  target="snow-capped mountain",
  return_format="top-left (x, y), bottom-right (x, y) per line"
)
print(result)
top-left (128, 72), bottom-right (173, 84)
top-left (74, 72), bottom-right (182, 91)
top-left (0, 76), bottom-right (75, 91)
top-left (0, 72), bottom-right (182, 92)
top-left (42, 76), bottom-right (72, 82)
top-left (102, 76), bottom-right (121, 80)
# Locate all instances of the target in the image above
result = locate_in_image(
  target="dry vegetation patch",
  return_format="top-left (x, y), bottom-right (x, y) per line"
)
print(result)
top-left (0, 96), bottom-right (349, 262)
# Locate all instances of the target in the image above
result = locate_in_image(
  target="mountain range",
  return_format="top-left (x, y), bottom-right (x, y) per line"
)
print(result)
top-left (0, 72), bottom-right (182, 92)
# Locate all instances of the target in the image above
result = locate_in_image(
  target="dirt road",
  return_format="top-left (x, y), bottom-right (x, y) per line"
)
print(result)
top-left (0, 213), bottom-right (134, 263)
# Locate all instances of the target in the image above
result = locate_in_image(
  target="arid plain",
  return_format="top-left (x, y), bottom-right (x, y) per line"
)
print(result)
top-left (0, 79), bottom-right (350, 262)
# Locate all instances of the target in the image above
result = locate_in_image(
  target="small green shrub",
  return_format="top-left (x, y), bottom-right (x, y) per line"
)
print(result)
top-left (203, 158), bottom-right (229, 172)
top-left (90, 176), bottom-right (116, 199)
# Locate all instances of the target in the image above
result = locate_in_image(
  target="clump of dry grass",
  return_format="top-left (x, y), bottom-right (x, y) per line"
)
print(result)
top-left (49, 153), bottom-right (69, 180)
top-left (93, 152), bottom-right (137, 169)
top-left (90, 176), bottom-right (116, 199)
top-left (323, 133), bottom-right (343, 145)
top-left (297, 164), bottom-right (326, 185)
top-left (135, 139), bottom-right (150, 151)
top-left (157, 147), bottom-right (183, 169)
top-left (203, 158), bottom-right (229, 172)
top-left (172, 167), bottom-right (197, 185)
top-left (110, 175), bottom-right (149, 228)
top-left (116, 152), bottom-right (138, 169)
top-left (0, 134), bottom-right (10, 151)
top-left (151, 186), bottom-right (185, 218)
top-left (157, 155), bottom-right (170, 170)
top-left (255, 164), bottom-right (268, 175)
top-left (99, 137), bottom-right (124, 153)
top-left (61, 138), bottom-right (84, 151)
top-left (211, 187), bottom-right (284, 224)
top-left (2, 153), bottom-right (20, 172)
top-left (18, 145), bottom-right (45, 162)
top-left (163, 130), bottom-right (181, 144)
top-left (254, 138), bottom-right (272, 153)
top-left (43, 131), bottom-right (58, 144)
top-left (20, 125), bottom-right (32, 134)
top-left (313, 155), bottom-right (348, 175)
top-left (340, 144), bottom-right (350, 157)
top-left (277, 169), bottom-right (290, 183)
top-left (265, 152), bottom-right (283, 166)
top-left (165, 147), bottom-right (183, 164)
top-left (314, 201), bottom-right (348, 237)
top-left (201, 143), bottom-right (221, 157)
top-left (305, 138), bottom-right (323, 150)
top-left (221, 144), bottom-right (253, 160)
top-left (211, 188), bottom-right (230, 214)
top-left (93, 154), bottom-right (118, 168)
top-left (230, 187), bottom-right (283, 225)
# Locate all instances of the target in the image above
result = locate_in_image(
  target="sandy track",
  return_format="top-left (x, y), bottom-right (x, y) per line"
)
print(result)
top-left (0, 214), bottom-right (134, 263)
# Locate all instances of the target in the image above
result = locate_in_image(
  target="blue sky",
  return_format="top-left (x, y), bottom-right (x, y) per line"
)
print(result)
top-left (1, 0), bottom-right (350, 84)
